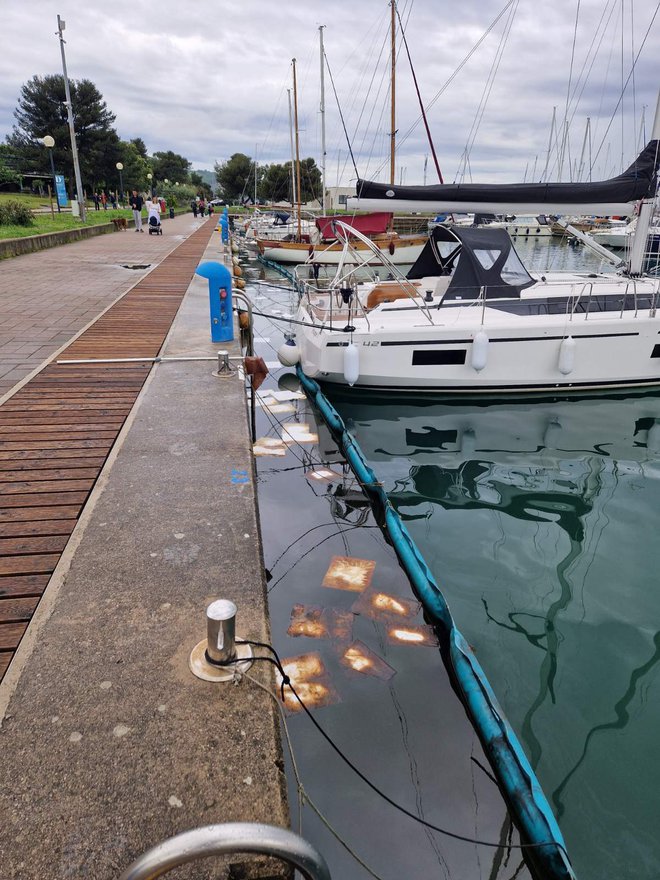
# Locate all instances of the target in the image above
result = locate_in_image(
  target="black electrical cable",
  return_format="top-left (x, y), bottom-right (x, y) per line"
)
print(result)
top-left (224, 642), bottom-right (571, 861)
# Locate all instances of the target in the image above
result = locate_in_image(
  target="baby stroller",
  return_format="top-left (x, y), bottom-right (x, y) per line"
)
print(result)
top-left (148, 214), bottom-right (163, 235)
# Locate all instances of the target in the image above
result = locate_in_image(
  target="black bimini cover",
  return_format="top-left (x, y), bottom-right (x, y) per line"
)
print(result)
top-left (356, 140), bottom-right (659, 211)
top-left (407, 226), bottom-right (535, 300)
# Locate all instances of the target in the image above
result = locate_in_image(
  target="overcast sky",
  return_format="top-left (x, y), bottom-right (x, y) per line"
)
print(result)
top-left (1, 0), bottom-right (659, 186)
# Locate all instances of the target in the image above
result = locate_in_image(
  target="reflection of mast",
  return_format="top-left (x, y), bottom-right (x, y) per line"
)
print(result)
top-left (551, 630), bottom-right (660, 818)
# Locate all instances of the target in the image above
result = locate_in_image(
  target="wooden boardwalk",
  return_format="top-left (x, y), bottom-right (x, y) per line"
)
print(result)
top-left (0, 221), bottom-right (215, 681)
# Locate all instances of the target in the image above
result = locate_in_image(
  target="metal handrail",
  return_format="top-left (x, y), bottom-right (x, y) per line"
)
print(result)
top-left (118, 822), bottom-right (331, 880)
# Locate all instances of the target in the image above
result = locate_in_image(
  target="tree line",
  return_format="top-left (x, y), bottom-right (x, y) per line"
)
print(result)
top-left (0, 75), bottom-right (213, 201)
top-left (215, 152), bottom-right (322, 205)
top-left (1, 75), bottom-right (324, 207)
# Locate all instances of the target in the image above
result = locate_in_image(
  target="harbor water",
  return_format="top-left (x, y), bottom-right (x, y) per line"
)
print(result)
top-left (246, 234), bottom-right (660, 879)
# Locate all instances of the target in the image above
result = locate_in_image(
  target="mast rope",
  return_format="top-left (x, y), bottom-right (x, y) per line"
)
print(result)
top-left (324, 50), bottom-right (360, 180)
top-left (391, 1), bottom-right (516, 158)
top-left (592, 1), bottom-right (660, 167)
top-left (454, 0), bottom-right (519, 184)
top-left (394, 3), bottom-right (444, 183)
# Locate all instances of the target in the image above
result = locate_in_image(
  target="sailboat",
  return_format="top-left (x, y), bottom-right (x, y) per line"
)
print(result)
top-left (256, 12), bottom-right (428, 267)
top-left (281, 106), bottom-right (660, 392)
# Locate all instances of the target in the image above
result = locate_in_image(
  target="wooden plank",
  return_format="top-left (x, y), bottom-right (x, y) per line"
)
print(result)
top-left (0, 653), bottom-right (11, 680)
top-left (0, 423), bottom-right (123, 435)
top-left (0, 597), bottom-right (39, 622)
top-left (0, 479), bottom-right (95, 495)
top-left (0, 520), bottom-right (76, 538)
top-left (0, 535), bottom-right (69, 555)
top-left (0, 622), bottom-right (28, 650)
top-left (0, 575), bottom-right (50, 598)
top-left (0, 554), bottom-right (61, 576)
top-left (0, 491), bottom-right (88, 508)
top-left (0, 448), bottom-right (111, 463)
top-left (0, 439), bottom-right (116, 451)
top-left (0, 467), bottom-right (100, 482)
top-left (0, 505), bottom-right (81, 523)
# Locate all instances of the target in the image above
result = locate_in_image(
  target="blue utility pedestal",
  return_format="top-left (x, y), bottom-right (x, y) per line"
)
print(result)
top-left (219, 214), bottom-right (229, 244)
top-left (195, 261), bottom-right (234, 343)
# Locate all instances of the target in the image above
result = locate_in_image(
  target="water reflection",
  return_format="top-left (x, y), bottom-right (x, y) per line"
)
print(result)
top-left (331, 388), bottom-right (660, 880)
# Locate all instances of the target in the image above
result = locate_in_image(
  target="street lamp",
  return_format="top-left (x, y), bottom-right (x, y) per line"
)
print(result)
top-left (147, 172), bottom-right (153, 197)
top-left (116, 162), bottom-right (124, 206)
top-left (42, 135), bottom-right (60, 214)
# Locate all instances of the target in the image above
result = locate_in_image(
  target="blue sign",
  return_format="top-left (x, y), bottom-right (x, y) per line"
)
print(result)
top-left (54, 175), bottom-right (68, 207)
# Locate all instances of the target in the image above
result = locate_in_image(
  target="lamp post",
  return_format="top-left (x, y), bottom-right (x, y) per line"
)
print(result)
top-left (147, 172), bottom-right (153, 197)
top-left (42, 135), bottom-right (60, 214)
top-left (56, 15), bottom-right (86, 221)
top-left (116, 162), bottom-right (124, 206)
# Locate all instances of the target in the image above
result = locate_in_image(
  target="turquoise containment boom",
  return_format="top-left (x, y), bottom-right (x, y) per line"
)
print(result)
top-left (297, 367), bottom-right (576, 880)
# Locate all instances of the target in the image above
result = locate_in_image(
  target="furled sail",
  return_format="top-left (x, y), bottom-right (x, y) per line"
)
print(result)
top-left (348, 141), bottom-right (660, 215)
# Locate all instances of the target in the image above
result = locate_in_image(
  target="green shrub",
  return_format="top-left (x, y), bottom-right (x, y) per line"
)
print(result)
top-left (0, 199), bottom-right (34, 227)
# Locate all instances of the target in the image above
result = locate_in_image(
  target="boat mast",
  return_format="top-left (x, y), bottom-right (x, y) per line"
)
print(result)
top-left (629, 91), bottom-right (660, 275)
top-left (287, 89), bottom-right (297, 210)
top-left (319, 25), bottom-right (327, 214)
top-left (292, 58), bottom-right (302, 240)
top-left (389, 0), bottom-right (396, 187)
top-left (542, 107), bottom-right (557, 182)
top-left (254, 143), bottom-right (258, 206)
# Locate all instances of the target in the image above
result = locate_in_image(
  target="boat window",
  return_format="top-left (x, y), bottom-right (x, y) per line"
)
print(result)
top-left (501, 249), bottom-right (533, 287)
top-left (474, 249), bottom-right (500, 270)
top-left (436, 241), bottom-right (461, 260)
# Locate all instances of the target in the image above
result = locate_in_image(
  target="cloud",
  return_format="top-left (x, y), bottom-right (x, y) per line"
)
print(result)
top-left (1, 0), bottom-right (658, 184)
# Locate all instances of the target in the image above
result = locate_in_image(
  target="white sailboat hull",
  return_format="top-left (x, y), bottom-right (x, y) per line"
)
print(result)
top-left (258, 238), bottom-right (426, 265)
top-left (297, 278), bottom-right (660, 393)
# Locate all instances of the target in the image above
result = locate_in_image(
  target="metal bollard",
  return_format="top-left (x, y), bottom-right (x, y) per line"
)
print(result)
top-left (206, 599), bottom-right (237, 665)
top-left (214, 350), bottom-right (232, 377)
top-left (189, 599), bottom-right (253, 683)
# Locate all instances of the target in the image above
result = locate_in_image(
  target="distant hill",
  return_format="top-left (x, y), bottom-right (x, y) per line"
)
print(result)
top-left (193, 169), bottom-right (215, 188)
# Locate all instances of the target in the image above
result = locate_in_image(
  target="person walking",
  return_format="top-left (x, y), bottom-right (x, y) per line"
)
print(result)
top-left (130, 190), bottom-right (144, 232)
top-left (101, 191), bottom-right (108, 210)
top-left (93, 192), bottom-right (100, 211)
top-left (191, 199), bottom-right (198, 218)
top-left (199, 199), bottom-right (206, 218)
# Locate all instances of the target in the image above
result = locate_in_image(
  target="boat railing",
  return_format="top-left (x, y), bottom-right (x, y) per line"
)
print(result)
top-left (567, 279), bottom-right (660, 321)
top-left (298, 276), bottom-right (372, 332)
top-left (331, 221), bottom-right (434, 325)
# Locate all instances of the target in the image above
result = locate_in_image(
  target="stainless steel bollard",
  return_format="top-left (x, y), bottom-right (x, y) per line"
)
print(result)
top-left (206, 599), bottom-right (237, 664)
top-left (216, 350), bottom-right (232, 376)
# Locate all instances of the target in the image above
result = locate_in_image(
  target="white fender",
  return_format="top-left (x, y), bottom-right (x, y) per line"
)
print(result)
top-left (343, 343), bottom-right (360, 386)
top-left (277, 339), bottom-right (300, 367)
top-left (558, 336), bottom-right (576, 375)
top-left (543, 420), bottom-right (562, 448)
top-left (647, 423), bottom-right (660, 454)
top-left (471, 331), bottom-right (489, 372)
top-left (460, 428), bottom-right (476, 457)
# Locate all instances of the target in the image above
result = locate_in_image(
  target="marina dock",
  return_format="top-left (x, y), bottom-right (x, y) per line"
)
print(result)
top-left (0, 221), bottom-right (289, 877)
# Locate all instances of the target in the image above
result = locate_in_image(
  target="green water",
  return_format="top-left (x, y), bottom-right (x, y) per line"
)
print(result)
top-left (331, 390), bottom-right (660, 880)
